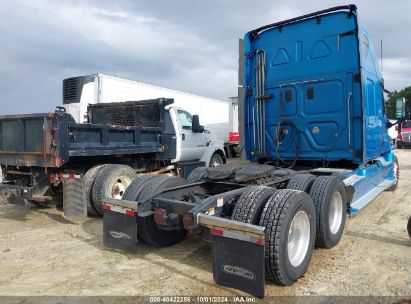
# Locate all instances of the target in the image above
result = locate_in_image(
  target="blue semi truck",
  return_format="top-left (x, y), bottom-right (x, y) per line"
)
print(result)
top-left (102, 5), bottom-right (401, 298)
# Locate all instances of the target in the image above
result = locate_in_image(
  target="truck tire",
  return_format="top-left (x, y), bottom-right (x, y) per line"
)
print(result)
top-left (83, 165), bottom-right (107, 216)
top-left (388, 155), bottom-right (399, 192)
top-left (125, 175), bottom-right (188, 247)
top-left (287, 174), bottom-right (316, 192)
top-left (408, 216), bottom-right (411, 239)
top-left (122, 174), bottom-right (157, 201)
top-left (259, 189), bottom-right (316, 285)
top-left (209, 153), bottom-right (224, 167)
top-left (231, 186), bottom-right (277, 224)
top-left (92, 164), bottom-right (137, 215)
top-left (309, 175), bottom-right (347, 248)
top-left (186, 167), bottom-right (208, 183)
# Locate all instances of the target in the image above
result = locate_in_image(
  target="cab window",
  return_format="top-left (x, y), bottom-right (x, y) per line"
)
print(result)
top-left (177, 110), bottom-right (193, 130)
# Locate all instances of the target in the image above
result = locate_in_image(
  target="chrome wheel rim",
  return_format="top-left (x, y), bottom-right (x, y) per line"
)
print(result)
top-left (393, 161), bottom-right (399, 181)
top-left (329, 191), bottom-right (343, 235)
top-left (287, 210), bottom-right (310, 267)
top-left (211, 157), bottom-right (222, 167)
top-left (110, 176), bottom-right (132, 199)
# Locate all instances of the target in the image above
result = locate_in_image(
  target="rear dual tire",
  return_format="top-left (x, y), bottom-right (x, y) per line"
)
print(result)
top-left (231, 187), bottom-right (316, 285)
top-left (123, 175), bottom-right (188, 247)
top-left (186, 167), bottom-right (208, 183)
top-left (287, 174), bottom-right (316, 192)
top-left (92, 165), bottom-right (137, 215)
top-left (83, 165), bottom-right (107, 216)
top-left (408, 216), bottom-right (411, 239)
top-left (259, 189), bottom-right (316, 285)
top-left (309, 176), bottom-right (347, 248)
top-left (231, 186), bottom-right (277, 224)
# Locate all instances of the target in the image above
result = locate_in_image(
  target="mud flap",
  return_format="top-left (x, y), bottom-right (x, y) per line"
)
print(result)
top-left (62, 178), bottom-right (87, 221)
top-left (197, 214), bottom-right (265, 298)
top-left (102, 199), bottom-right (138, 253)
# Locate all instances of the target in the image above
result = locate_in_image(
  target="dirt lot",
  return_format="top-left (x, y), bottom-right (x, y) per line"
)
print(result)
top-left (0, 150), bottom-right (410, 299)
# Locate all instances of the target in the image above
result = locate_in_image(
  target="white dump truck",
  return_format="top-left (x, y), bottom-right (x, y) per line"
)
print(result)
top-left (63, 74), bottom-right (230, 146)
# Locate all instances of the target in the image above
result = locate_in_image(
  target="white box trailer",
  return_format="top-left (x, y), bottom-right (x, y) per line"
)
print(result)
top-left (227, 96), bottom-right (240, 156)
top-left (63, 74), bottom-right (230, 144)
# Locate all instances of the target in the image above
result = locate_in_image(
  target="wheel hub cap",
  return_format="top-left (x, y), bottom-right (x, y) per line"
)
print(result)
top-left (287, 210), bottom-right (310, 267)
top-left (329, 191), bottom-right (343, 235)
top-left (111, 177), bottom-right (131, 199)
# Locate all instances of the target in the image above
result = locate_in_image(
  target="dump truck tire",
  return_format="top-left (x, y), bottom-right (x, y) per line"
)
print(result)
top-left (209, 153), bottom-right (224, 167)
top-left (83, 165), bottom-right (107, 216)
top-left (127, 175), bottom-right (188, 247)
top-left (287, 174), bottom-right (316, 192)
top-left (388, 155), bottom-right (399, 192)
top-left (259, 189), bottom-right (316, 285)
top-left (92, 165), bottom-right (137, 215)
top-left (186, 167), bottom-right (208, 183)
top-left (231, 186), bottom-right (277, 224)
top-left (309, 175), bottom-right (347, 248)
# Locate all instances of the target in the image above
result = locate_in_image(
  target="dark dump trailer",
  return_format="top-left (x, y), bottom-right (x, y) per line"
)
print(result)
top-left (103, 5), bottom-right (400, 298)
top-left (0, 98), bottom-right (224, 219)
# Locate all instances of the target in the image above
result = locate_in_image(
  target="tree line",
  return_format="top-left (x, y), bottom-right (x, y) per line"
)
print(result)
top-left (385, 86), bottom-right (411, 120)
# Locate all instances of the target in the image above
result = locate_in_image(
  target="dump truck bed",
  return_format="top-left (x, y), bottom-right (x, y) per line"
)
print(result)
top-left (0, 113), bottom-right (56, 167)
top-left (0, 98), bottom-right (174, 168)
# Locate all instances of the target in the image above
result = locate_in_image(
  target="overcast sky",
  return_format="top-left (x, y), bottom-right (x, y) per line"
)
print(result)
top-left (1, 0), bottom-right (410, 114)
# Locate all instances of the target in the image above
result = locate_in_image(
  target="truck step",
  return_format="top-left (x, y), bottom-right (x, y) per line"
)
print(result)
top-left (350, 179), bottom-right (394, 215)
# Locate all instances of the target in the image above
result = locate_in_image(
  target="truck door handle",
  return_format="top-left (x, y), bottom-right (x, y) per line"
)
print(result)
top-left (182, 134), bottom-right (185, 141)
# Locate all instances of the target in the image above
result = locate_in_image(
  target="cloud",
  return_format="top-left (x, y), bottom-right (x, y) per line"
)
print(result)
top-left (382, 57), bottom-right (411, 91)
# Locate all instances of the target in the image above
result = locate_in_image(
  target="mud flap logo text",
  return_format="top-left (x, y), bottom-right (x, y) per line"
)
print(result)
top-left (109, 231), bottom-right (131, 240)
top-left (221, 265), bottom-right (256, 281)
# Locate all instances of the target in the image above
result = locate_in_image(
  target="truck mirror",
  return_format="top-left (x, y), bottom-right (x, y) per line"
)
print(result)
top-left (192, 115), bottom-right (204, 133)
top-left (396, 97), bottom-right (406, 119)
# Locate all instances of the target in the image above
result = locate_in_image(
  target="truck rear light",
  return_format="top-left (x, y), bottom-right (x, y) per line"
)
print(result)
top-left (229, 131), bottom-right (240, 143)
top-left (50, 174), bottom-right (57, 184)
top-left (255, 236), bottom-right (265, 246)
top-left (55, 157), bottom-right (63, 167)
top-left (154, 208), bottom-right (166, 224)
top-left (102, 203), bottom-right (112, 211)
top-left (183, 212), bottom-right (194, 230)
top-left (210, 228), bottom-right (224, 236)
top-left (125, 209), bottom-right (135, 216)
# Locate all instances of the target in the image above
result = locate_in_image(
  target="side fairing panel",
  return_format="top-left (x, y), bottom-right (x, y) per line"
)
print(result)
top-left (358, 24), bottom-right (392, 161)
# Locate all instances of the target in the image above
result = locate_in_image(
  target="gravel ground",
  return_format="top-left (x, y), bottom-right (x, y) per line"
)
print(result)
top-left (0, 150), bottom-right (410, 299)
